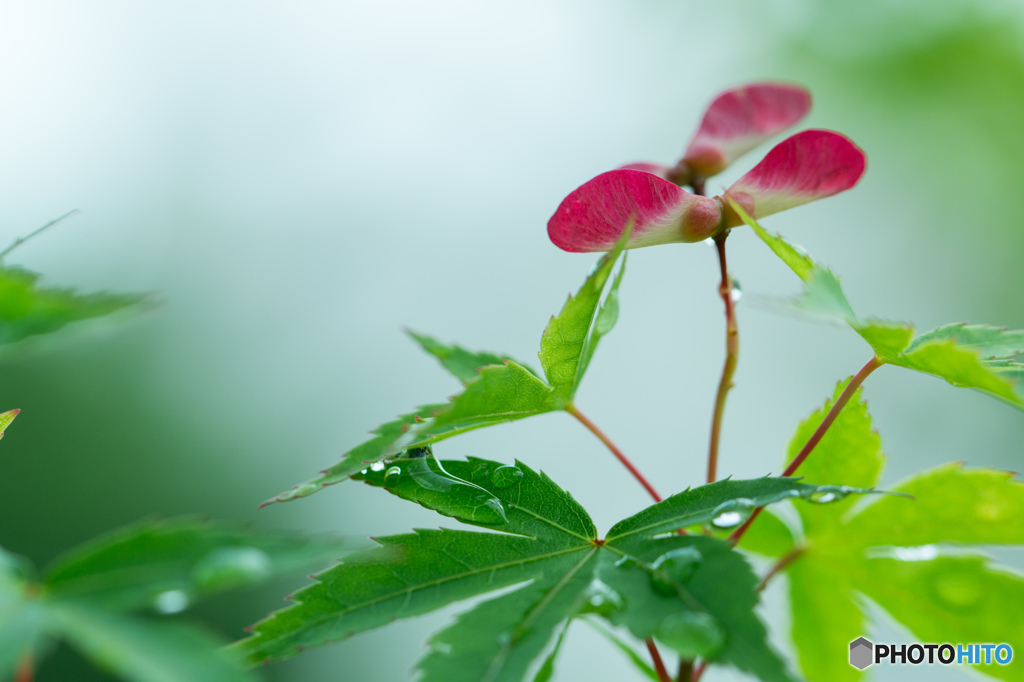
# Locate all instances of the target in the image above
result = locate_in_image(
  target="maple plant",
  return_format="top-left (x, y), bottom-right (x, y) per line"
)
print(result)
top-left (3, 84), bottom-right (1023, 682)
top-left (238, 83), bottom-right (1024, 681)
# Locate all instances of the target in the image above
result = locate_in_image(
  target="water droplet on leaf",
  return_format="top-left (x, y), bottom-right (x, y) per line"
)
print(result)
top-left (407, 455), bottom-right (507, 524)
top-left (891, 545), bottom-right (939, 562)
top-left (655, 611), bottom-right (724, 659)
top-left (808, 488), bottom-right (848, 504)
top-left (370, 461), bottom-right (386, 472)
top-left (154, 589), bottom-right (190, 614)
top-left (711, 512), bottom-right (743, 528)
top-left (192, 547), bottom-right (273, 590)
top-left (384, 466), bottom-right (402, 484)
top-left (582, 579), bottom-right (625, 616)
top-left (491, 465), bottom-right (523, 489)
top-left (649, 546), bottom-right (703, 595)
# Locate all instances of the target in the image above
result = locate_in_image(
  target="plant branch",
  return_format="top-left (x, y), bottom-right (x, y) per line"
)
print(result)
top-left (0, 209), bottom-right (78, 261)
top-left (729, 355), bottom-right (884, 545)
top-left (690, 660), bottom-right (707, 681)
top-left (566, 403), bottom-right (662, 502)
top-left (677, 658), bottom-right (694, 681)
top-left (706, 230), bottom-right (739, 483)
top-left (757, 546), bottom-right (804, 592)
top-left (646, 638), bottom-right (672, 682)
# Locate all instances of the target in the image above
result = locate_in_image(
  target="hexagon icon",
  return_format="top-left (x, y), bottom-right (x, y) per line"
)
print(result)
top-left (850, 637), bottom-right (874, 670)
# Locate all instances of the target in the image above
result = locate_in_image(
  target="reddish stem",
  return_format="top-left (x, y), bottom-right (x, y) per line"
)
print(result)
top-left (729, 356), bottom-right (884, 545)
top-left (707, 231), bottom-right (739, 483)
top-left (566, 404), bottom-right (662, 503)
top-left (757, 547), bottom-right (804, 592)
top-left (783, 356), bottom-right (884, 477)
top-left (677, 658), bottom-right (694, 681)
top-left (690, 660), bottom-right (707, 681)
top-left (646, 638), bottom-right (673, 682)
top-left (15, 654), bottom-right (33, 682)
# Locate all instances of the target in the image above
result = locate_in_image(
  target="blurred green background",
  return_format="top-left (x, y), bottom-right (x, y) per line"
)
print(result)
top-left (1, 1), bottom-right (1022, 680)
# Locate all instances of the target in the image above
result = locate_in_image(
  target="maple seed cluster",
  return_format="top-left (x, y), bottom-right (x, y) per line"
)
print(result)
top-left (546, 83), bottom-right (866, 252)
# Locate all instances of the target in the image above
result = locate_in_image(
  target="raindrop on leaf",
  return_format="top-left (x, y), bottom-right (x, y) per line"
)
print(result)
top-left (655, 611), bottom-right (725, 659)
top-left (711, 512), bottom-right (744, 528)
top-left (491, 465), bottom-right (524, 489)
top-left (808, 488), bottom-right (848, 504)
top-left (192, 547), bottom-right (273, 590)
top-left (581, 579), bottom-right (625, 616)
top-left (384, 466), bottom-right (402, 485)
top-left (648, 546), bottom-right (703, 595)
top-left (154, 590), bottom-right (189, 614)
top-left (407, 456), bottom-right (507, 524)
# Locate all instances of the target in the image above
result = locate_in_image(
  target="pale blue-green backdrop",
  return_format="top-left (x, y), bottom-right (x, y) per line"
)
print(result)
top-left (1, 1), bottom-right (1022, 680)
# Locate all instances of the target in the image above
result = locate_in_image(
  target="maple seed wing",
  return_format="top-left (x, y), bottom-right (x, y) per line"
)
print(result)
top-left (547, 169), bottom-right (723, 252)
top-left (683, 82), bottom-right (812, 177)
top-left (723, 130), bottom-right (866, 225)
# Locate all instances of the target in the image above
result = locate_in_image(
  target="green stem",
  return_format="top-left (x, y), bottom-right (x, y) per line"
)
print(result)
top-left (646, 638), bottom-right (672, 682)
top-left (566, 403), bottom-right (662, 503)
top-left (707, 231), bottom-right (738, 483)
top-left (729, 355), bottom-right (884, 545)
top-left (0, 209), bottom-right (78, 261)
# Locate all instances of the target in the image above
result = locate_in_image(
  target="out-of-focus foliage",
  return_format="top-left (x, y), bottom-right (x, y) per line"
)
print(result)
top-left (740, 385), bottom-right (1024, 681)
top-left (1, 518), bottom-right (355, 681)
top-left (0, 265), bottom-right (144, 347)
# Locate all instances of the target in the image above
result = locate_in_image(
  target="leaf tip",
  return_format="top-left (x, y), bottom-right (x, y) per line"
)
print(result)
top-left (257, 497), bottom-right (279, 511)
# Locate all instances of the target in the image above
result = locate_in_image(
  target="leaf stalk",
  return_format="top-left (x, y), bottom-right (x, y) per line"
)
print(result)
top-left (0, 209), bottom-right (78, 261)
top-left (757, 546), bottom-right (805, 592)
top-left (646, 637), bottom-right (673, 682)
top-left (565, 403), bottom-right (662, 502)
top-left (707, 231), bottom-right (739, 483)
top-left (729, 355), bottom-right (884, 544)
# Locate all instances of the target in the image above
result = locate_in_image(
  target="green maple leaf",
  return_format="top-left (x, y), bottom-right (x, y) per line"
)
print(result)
top-left (733, 202), bottom-right (1024, 409)
top-left (237, 456), bottom-right (885, 682)
top-left (43, 517), bottom-right (359, 610)
top-left (0, 519), bottom-right (354, 681)
top-left (263, 228), bottom-right (630, 507)
top-left (0, 265), bottom-right (145, 347)
top-left (49, 608), bottom-right (252, 682)
top-left (406, 331), bottom-right (540, 384)
top-left (739, 382), bottom-right (1024, 681)
top-left (538, 231), bottom-right (629, 401)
